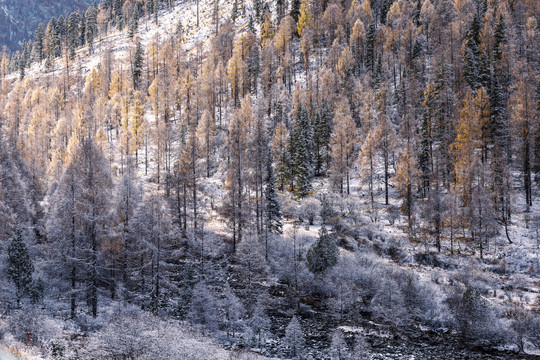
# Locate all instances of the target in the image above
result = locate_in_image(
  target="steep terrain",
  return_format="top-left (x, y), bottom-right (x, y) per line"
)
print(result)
top-left (0, 0), bottom-right (91, 51)
top-left (0, 0), bottom-right (539, 359)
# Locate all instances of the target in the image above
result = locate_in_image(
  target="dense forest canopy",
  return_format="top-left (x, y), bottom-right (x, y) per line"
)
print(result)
top-left (0, 0), bottom-right (539, 358)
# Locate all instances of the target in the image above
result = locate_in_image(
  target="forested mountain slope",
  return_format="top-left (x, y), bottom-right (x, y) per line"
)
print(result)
top-left (0, 0), bottom-right (539, 358)
top-left (0, 0), bottom-right (92, 52)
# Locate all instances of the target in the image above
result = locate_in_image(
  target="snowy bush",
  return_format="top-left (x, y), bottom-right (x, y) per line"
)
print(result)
top-left (399, 273), bottom-right (445, 326)
top-left (82, 308), bottom-right (235, 360)
top-left (446, 285), bottom-right (506, 346)
top-left (281, 196), bottom-right (300, 219)
top-left (246, 297), bottom-right (272, 348)
top-left (509, 307), bottom-right (540, 353)
top-left (6, 308), bottom-right (64, 349)
top-left (370, 278), bottom-right (407, 328)
top-left (299, 197), bottom-right (321, 225)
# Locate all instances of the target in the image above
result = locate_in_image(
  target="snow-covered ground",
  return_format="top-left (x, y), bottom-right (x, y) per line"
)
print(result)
top-left (0, 348), bottom-right (18, 360)
top-left (14, 0), bottom-right (251, 82)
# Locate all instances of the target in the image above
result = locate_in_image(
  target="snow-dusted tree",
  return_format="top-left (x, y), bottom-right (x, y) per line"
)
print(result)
top-left (228, 43), bottom-right (247, 108)
top-left (329, 329), bottom-right (365, 360)
top-left (131, 193), bottom-right (179, 314)
top-left (306, 226), bottom-right (338, 274)
top-left (6, 230), bottom-right (34, 307)
top-left (330, 99), bottom-right (356, 195)
top-left (247, 297), bottom-right (271, 348)
top-left (469, 164), bottom-right (497, 259)
top-left (288, 104), bottom-right (314, 198)
top-left (85, 5), bottom-right (98, 52)
top-left (188, 282), bottom-right (219, 333)
top-left (351, 334), bottom-right (370, 359)
top-left (447, 285), bottom-right (499, 343)
top-left (299, 197), bottom-right (320, 225)
top-left (249, 104), bottom-right (268, 235)
top-left (313, 103), bottom-right (333, 176)
top-left (265, 150), bottom-right (283, 237)
top-left (420, 165), bottom-right (448, 252)
top-left (179, 107), bottom-right (199, 230)
top-left (225, 95), bottom-right (251, 251)
top-left (395, 143), bottom-right (420, 238)
top-left (222, 284), bottom-right (245, 340)
top-left (130, 90), bottom-right (146, 167)
top-left (283, 315), bottom-right (305, 359)
top-left (47, 133), bottom-right (113, 318)
top-left (510, 68), bottom-right (536, 208)
top-left (197, 110), bottom-right (216, 178)
top-left (131, 38), bottom-right (144, 90)
top-left (350, 19), bottom-right (366, 75)
top-left (113, 164), bottom-right (141, 299)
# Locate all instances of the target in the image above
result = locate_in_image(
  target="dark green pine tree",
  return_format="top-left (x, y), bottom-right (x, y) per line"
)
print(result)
top-left (253, 0), bottom-right (264, 22)
top-left (290, 0), bottom-right (301, 23)
top-left (419, 106), bottom-right (432, 197)
top-left (132, 39), bottom-right (144, 90)
top-left (478, 52), bottom-right (490, 88)
top-left (365, 20), bottom-right (377, 73)
top-left (114, 0), bottom-right (125, 29)
top-left (488, 68), bottom-right (510, 227)
top-left (103, 0), bottom-right (114, 11)
top-left (6, 230), bottom-right (35, 307)
top-left (276, 0), bottom-right (285, 18)
top-left (289, 106), bottom-right (314, 198)
top-left (33, 23), bottom-right (45, 64)
top-left (380, 0), bottom-right (395, 25)
top-left (535, 83), bottom-right (540, 176)
top-left (276, 148), bottom-right (291, 191)
top-left (492, 15), bottom-right (506, 64)
top-left (306, 226), bottom-right (338, 274)
top-left (19, 41), bottom-right (28, 80)
top-left (67, 13), bottom-right (80, 59)
top-left (413, 0), bottom-right (422, 26)
top-left (46, 17), bottom-right (59, 62)
top-left (231, 0), bottom-right (239, 22)
top-left (313, 104), bottom-right (333, 175)
top-left (86, 6), bottom-right (98, 52)
top-left (421, 58), bottom-right (455, 188)
top-left (79, 13), bottom-right (86, 46)
top-left (57, 16), bottom-right (67, 38)
top-left (488, 69), bottom-right (505, 146)
top-left (129, 6), bottom-right (140, 39)
top-left (463, 14), bottom-right (484, 90)
top-left (265, 150), bottom-right (283, 235)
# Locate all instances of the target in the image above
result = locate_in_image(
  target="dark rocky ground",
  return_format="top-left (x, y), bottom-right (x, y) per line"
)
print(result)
top-left (257, 299), bottom-right (537, 360)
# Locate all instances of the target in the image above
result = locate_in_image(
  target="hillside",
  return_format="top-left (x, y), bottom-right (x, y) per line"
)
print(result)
top-left (0, 0), bottom-right (539, 359)
top-left (0, 0), bottom-right (91, 52)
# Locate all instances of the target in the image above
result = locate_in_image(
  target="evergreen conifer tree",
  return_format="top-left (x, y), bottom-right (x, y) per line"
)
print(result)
top-left (288, 106), bottom-right (314, 198)
top-left (132, 39), bottom-right (144, 90)
top-left (32, 24), bottom-right (45, 64)
top-left (306, 226), bottom-right (338, 274)
top-left (290, 0), bottom-right (301, 24)
top-left (6, 230), bottom-right (34, 307)
top-left (365, 20), bottom-right (376, 72)
top-left (313, 104), bottom-right (332, 175)
top-left (265, 150), bottom-right (283, 235)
